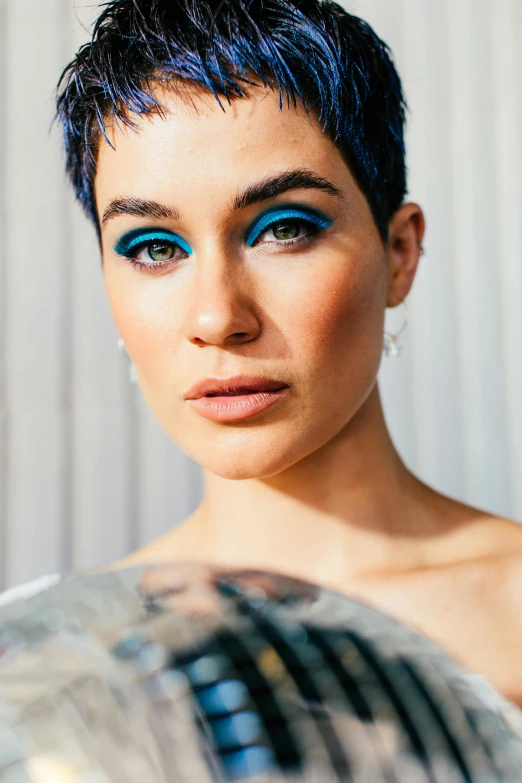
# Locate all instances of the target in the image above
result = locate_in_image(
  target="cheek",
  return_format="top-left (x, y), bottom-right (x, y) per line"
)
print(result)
top-left (278, 248), bottom-right (387, 379)
top-left (103, 268), bottom-right (178, 368)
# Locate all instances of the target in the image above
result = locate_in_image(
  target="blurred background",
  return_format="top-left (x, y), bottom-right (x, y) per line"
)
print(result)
top-left (0, 0), bottom-right (521, 589)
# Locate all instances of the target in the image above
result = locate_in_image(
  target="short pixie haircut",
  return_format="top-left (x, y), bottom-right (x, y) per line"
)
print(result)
top-left (55, 0), bottom-right (407, 243)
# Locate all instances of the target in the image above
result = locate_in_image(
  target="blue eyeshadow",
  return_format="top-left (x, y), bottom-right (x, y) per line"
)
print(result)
top-left (245, 206), bottom-right (334, 247)
top-left (114, 228), bottom-right (192, 256)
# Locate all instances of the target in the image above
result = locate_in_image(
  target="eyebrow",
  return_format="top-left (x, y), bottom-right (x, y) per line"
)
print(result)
top-left (101, 168), bottom-right (344, 227)
top-left (101, 197), bottom-right (179, 226)
top-left (232, 169), bottom-right (344, 210)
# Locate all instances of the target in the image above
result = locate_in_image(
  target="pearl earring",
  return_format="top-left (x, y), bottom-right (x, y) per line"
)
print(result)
top-left (117, 338), bottom-right (138, 384)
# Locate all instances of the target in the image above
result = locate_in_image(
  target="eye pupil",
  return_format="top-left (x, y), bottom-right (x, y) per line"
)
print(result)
top-left (273, 221), bottom-right (300, 241)
top-left (148, 241), bottom-right (175, 262)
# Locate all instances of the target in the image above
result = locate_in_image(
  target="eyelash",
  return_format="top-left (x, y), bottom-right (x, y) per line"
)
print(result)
top-left (253, 218), bottom-right (324, 249)
top-left (120, 216), bottom-right (328, 272)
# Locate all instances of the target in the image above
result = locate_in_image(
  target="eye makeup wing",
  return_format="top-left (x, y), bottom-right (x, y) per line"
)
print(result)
top-left (245, 206), bottom-right (334, 246)
top-left (114, 228), bottom-right (193, 257)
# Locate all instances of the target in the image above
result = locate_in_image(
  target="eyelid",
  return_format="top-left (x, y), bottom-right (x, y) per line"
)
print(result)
top-left (114, 228), bottom-right (192, 256)
top-left (245, 206), bottom-right (334, 247)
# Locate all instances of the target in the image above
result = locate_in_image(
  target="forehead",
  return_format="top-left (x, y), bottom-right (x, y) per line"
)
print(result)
top-left (94, 83), bottom-right (351, 207)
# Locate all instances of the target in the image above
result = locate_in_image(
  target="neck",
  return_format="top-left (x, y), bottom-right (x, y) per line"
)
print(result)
top-left (181, 384), bottom-right (448, 589)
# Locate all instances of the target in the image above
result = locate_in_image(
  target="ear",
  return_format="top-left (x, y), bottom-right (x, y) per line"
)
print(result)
top-left (385, 203), bottom-right (426, 307)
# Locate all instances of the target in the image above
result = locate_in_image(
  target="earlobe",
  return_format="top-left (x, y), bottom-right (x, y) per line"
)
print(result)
top-left (385, 203), bottom-right (426, 307)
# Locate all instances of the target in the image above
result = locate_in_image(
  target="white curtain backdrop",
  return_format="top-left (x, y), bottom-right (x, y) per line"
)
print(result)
top-left (0, 0), bottom-right (520, 588)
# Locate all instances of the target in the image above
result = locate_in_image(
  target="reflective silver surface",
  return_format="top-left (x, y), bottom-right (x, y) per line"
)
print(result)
top-left (0, 563), bottom-right (521, 782)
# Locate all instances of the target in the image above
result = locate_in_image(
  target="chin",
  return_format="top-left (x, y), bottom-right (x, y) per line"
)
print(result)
top-left (165, 405), bottom-right (350, 480)
top-left (180, 432), bottom-right (304, 481)
top-left (199, 451), bottom-right (295, 481)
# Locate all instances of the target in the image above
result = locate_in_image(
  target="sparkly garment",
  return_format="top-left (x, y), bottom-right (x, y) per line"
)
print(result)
top-left (0, 564), bottom-right (522, 782)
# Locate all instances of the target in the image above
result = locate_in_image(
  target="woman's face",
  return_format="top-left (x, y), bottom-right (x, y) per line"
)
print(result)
top-left (95, 83), bottom-right (390, 479)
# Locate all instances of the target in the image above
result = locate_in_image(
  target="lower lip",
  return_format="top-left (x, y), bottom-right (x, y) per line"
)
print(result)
top-left (187, 388), bottom-right (289, 422)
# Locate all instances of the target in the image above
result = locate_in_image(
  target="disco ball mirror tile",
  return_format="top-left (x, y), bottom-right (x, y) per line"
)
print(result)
top-left (0, 563), bottom-right (521, 782)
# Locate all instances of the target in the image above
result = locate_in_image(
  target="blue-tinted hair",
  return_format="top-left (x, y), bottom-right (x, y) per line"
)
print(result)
top-left (55, 0), bottom-right (407, 243)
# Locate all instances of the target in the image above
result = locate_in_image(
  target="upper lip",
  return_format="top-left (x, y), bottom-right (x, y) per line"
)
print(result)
top-left (184, 375), bottom-right (290, 400)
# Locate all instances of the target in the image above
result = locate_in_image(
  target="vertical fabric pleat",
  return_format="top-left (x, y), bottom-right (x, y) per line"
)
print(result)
top-left (0, 0), bottom-right (8, 589)
top-left (3, 0), bottom-right (72, 585)
top-left (0, 0), bottom-right (520, 588)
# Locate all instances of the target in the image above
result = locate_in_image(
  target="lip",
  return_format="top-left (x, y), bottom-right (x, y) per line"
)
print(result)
top-left (184, 375), bottom-right (290, 400)
top-left (187, 387), bottom-right (290, 422)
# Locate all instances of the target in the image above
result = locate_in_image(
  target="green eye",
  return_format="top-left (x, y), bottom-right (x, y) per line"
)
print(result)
top-left (245, 207), bottom-right (334, 247)
top-left (147, 241), bottom-right (176, 262)
top-left (272, 221), bottom-right (300, 240)
top-left (114, 229), bottom-right (192, 266)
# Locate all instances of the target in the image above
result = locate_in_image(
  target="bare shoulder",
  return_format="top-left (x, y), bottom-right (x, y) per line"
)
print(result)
top-left (456, 513), bottom-right (522, 585)
top-left (475, 518), bottom-right (522, 706)
top-left (485, 514), bottom-right (522, 546)
top-left (488, 517), bottom-right (522, 599)
top-left (104, 513), bottom-right (203, 573)
top-left (475, 515), bottom-right (522, 569)
top-left (461, 514), bottom-right (522, 627)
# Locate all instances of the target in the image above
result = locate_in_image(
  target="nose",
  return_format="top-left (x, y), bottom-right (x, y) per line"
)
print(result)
top-left (183, 244), bottom-right (261, 348)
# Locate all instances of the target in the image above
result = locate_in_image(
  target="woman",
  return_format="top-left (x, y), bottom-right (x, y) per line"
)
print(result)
top-left (5, 0), bottom-right (522, 713)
